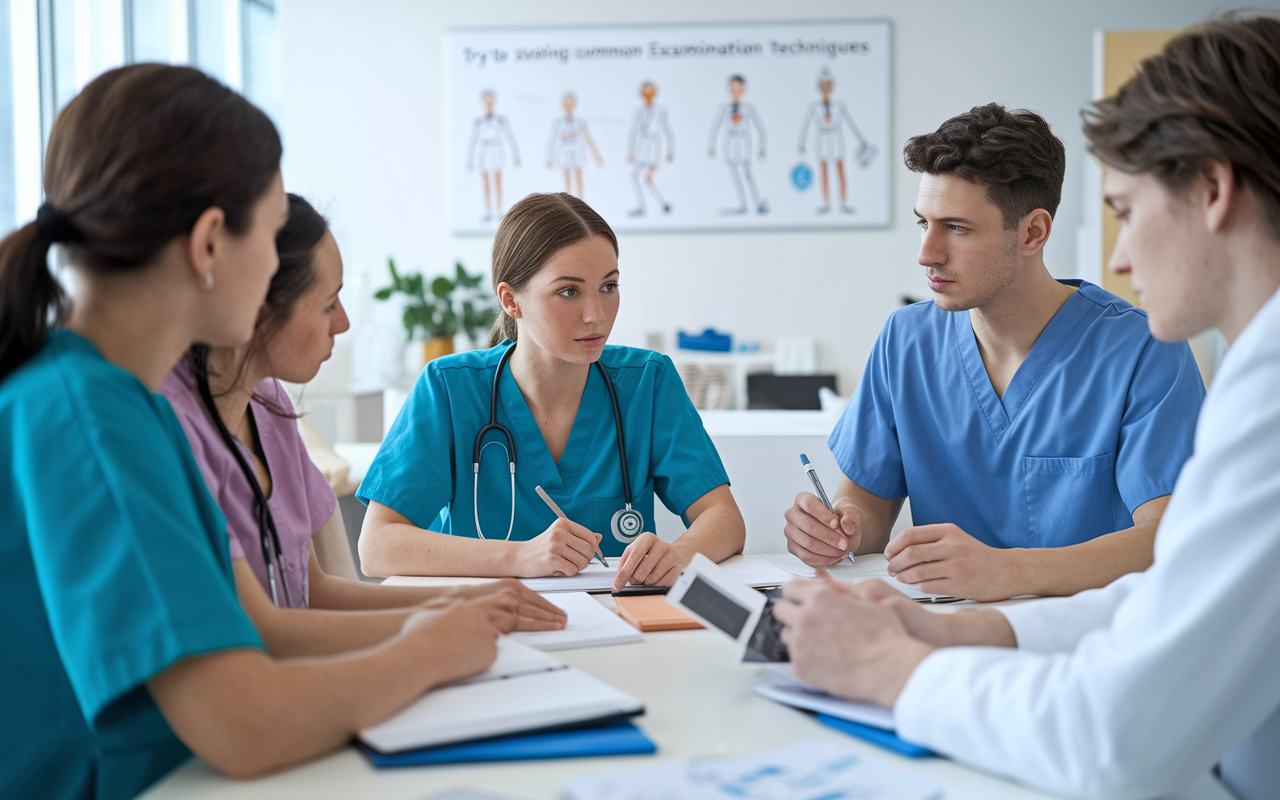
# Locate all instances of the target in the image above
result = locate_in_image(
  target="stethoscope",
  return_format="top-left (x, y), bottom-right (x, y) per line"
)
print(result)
top-left (473, 342), bottom-right (644, 544)
top-left (194, 364), bottom-right (294, 608)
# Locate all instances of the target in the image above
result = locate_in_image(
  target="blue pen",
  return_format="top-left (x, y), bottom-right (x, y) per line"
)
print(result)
top-left (800, 454), bottom-right (855, 565)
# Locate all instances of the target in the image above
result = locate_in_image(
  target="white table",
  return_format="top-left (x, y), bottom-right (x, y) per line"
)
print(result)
top-left (143, 558), bottom-right (1232, 800)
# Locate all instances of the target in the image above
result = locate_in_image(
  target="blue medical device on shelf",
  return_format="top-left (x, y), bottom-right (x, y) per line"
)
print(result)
top-left (677, 329), bottom-right (732, 352)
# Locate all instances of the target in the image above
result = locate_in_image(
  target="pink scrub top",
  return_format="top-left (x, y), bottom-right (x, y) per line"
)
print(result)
top-left (160, 363), bottom-right (337, 607)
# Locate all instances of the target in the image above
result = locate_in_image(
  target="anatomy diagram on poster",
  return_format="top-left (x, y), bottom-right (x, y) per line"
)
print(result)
top-left (450, 21), bottom-right (891, 233)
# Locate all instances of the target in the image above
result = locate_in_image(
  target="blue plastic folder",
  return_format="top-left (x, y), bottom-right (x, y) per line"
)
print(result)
top-left (814, 713), bottom-right (936, 758)
top-left (358, 718), bottom-right (656, 768)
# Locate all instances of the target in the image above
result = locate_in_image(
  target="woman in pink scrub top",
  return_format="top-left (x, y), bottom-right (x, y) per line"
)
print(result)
top-left (161, 194), bottom-right (564, 656)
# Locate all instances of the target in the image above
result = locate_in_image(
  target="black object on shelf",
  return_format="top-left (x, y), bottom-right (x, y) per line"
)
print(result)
top-left (747, 374), bottom-right (837, 410)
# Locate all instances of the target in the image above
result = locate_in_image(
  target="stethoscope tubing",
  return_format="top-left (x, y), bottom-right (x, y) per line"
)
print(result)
top-left (472, 341), bottom-right (636, 540)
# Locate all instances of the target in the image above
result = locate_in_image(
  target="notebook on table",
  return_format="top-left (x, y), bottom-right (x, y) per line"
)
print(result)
top-left (359, 717), bottom-right (656, 767)
top-left (508, 592), bottom-right (643, 651)
top-left (358, 638), bottom-right (645, 755)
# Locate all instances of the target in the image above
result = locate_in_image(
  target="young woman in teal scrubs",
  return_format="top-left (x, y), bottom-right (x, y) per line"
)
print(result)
top-left (0, 65), bottom-right (518, 799)
top-left (161, 193), bottom-right (564, 656)
top-left (358, 193), bottom-right (746, 590)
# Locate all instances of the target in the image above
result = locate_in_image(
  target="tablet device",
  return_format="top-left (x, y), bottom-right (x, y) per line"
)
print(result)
top-left (666, 553), bottom-right (789, 663)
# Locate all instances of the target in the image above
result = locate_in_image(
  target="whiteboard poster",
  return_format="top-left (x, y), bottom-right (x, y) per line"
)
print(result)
top-left (448, 21), bottom-right (891, 234)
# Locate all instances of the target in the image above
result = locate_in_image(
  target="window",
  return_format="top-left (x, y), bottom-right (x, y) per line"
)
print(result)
top-left (0, 0), bottom-right (277, 237)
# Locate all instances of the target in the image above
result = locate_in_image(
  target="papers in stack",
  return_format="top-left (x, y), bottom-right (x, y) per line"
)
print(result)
top-left (762, 552), bottom-right (957, 602)
top-left (358, 637), bottom-right (644, 754)
top-left (508, 592), bottom-right (643, 651)
top-left (561, 738), bottom-right (942, 800)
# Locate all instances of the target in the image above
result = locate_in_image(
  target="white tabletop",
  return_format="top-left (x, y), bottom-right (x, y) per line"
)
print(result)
top-left (143, 558), bottom-right (1232, 800)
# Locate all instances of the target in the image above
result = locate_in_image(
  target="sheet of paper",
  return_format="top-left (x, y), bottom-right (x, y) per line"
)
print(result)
top-left (761, 552), bottom-right (952, 601)
top-left (719, 557), bottom-right (794, 588)
top-left (520, 562), bottom-right (616, 593)
top-left (458, 636), bottom-right (565, 684)
top-left (509, 591), bottom-right (643, 651)
top-left (754, 674), bottom-right (895, 731)
top-left (562, 738), bottom-right (942, 800)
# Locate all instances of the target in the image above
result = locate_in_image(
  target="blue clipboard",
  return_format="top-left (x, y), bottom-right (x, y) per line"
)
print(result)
top-left (358, 718), bottom-right (656, 768)
top-left (814, 713), bottom-right (936, 758)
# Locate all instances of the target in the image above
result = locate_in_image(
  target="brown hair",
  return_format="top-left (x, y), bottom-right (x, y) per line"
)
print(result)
top-left (187, 192), bottom-right (329, 416)
top-left (903, 103), bottom-right (1066, 229)
top-left (1083, 13), bottom-right (1280, 240)
top-left (0, 63), bottom-right (282, 382)
top-left (488, 193), bottom-right (618, 347)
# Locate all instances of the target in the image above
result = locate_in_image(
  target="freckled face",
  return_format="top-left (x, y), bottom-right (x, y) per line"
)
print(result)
top-left (506, 236), bottom-right (620, 365)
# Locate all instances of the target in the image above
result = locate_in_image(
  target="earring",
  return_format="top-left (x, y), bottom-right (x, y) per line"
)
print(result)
top-left (204, 273), bottom-right (215, 291)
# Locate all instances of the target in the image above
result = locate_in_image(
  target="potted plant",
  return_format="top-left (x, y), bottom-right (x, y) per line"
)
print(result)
top-left (373, 259), bottom-right (498, 365)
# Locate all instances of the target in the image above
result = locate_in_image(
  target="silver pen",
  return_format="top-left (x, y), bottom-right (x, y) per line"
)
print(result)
top-left (800, 454), bottom-right (855, 564)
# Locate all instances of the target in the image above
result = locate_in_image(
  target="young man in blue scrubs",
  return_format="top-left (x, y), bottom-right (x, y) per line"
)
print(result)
top-left (783, 104), bottom-right (1205, 601)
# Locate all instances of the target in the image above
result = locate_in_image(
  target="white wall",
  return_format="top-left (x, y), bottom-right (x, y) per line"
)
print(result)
top-left (276, 0), bottom-right (1272, 401)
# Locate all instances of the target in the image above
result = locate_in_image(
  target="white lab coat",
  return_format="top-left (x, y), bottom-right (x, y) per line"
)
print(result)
top-left (894, 285), bottom-right (1280, 800)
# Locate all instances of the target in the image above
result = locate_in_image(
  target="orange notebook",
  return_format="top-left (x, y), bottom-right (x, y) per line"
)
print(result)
top-left (613, 594), bottom-right (704, 632)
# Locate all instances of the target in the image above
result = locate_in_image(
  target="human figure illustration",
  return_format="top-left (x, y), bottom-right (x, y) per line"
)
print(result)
top-left (796, 68), bottom-right (876, 214)
top-left (626, 81), bottom-right (674, 216)
top-left (546, 92), bottom-right (604, 198)
top-left (466, 90), bottom-right (520, 222)
top-left (707, 74), bottom-right (768, 215)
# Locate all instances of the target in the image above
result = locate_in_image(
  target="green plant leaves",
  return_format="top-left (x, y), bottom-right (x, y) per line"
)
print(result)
top-left (373, 258), bottom-right (498, 344)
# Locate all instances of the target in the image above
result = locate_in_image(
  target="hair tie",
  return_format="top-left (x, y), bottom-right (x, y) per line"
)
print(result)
top-left (35, 202), bottom-right (85, 244)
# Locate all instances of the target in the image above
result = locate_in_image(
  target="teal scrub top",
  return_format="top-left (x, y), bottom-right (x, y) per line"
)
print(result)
top-left (357, 343), bottom-right (730, 557)
top-left (830, 281), bottom-right (1205, 548)
top-left (0, 331), bottom-right (263, 800)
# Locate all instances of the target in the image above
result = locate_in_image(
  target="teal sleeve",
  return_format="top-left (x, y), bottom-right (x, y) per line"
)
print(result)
top-left (356, 361), bottom-right (457, 529)
top-left (19, 373), bottom-right (261, 726)
top-left (649, 355), bottom-right (730, 521)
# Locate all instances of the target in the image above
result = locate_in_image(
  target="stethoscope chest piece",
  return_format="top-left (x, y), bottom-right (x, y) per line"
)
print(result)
top-left (611, 506), bottom-right (644, 543)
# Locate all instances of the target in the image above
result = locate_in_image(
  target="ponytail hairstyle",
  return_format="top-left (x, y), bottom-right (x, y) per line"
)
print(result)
top-left (187, 192), bottom-right (329, 419)
top-left (488, 192), bottom-right (618, 347)
top-left (0, 63), bottom-right (282, 383)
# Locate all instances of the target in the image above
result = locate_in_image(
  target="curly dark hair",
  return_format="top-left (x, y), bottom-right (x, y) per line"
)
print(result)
top-left (903, 103), bottom-right (1066, 230)
top-left (1083, 13), bottom-right (1280, 241)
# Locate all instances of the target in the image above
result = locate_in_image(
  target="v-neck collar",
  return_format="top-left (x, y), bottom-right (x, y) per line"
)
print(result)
top-left (498, 359), bottom-right (607, 492)
top-left (954, 281), bottom-right (1095, 440)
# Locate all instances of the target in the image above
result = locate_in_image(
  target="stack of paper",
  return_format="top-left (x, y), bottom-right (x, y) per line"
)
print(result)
top-left (520, 557), bottom-right (794, 594)
top-left (562, 738), bottom-right (942, 800)
top-left (508, 592), bottom-right (643, 651)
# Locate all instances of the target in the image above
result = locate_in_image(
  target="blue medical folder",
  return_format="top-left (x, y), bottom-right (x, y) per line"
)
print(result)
top-left (814, 713), bottom-right (936, 759)
top-left (358, 717), bottom-right (656, 768)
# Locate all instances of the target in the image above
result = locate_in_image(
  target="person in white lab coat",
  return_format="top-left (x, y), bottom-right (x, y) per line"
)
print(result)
top-left (466, 90), bottom-right (521, 222)
top-left (707, 74), bottom-right (768, 215)
top-left (627, 81), bottom-right (674, 216)
top-left (774, 14), bottom-right (1280, 800)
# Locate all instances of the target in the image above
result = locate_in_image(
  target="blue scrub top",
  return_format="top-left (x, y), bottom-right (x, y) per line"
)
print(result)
top-left (830, 281), bottom-right (1205, 548)
top-left (0, 331), bottom-right (263, 800)
top-left (358, 342), bottom-right (729, 557)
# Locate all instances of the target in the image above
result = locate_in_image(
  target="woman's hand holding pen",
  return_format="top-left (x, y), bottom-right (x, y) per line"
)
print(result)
top-left (513, 517), bottom-right (602, 578)
top-left (612, 532), bottom-right (682, 591)
top-left (783, 492), bottom-right (864, 567)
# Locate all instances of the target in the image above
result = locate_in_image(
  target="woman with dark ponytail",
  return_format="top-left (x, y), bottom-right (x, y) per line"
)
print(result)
top-left (160, 193), bottom-right (563, 656)
top-left (0, 66), bottom-right (515, 799)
